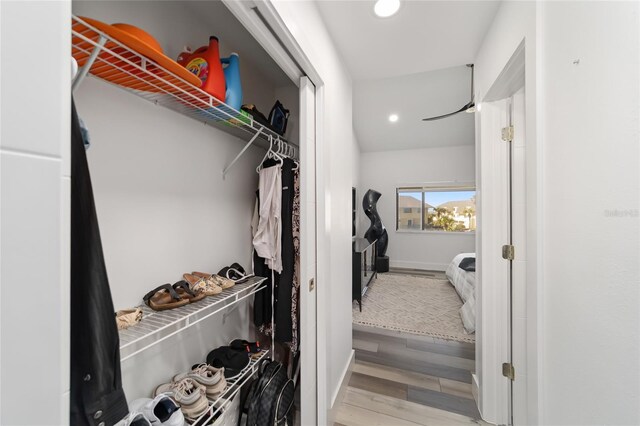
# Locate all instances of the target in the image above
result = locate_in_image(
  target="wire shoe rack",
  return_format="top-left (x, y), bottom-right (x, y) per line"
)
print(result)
top-left (119, 277), bottom-right (267, 361)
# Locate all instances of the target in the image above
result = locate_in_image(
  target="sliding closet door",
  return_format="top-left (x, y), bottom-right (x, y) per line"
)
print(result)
top-left (299, 76), bottom-right (318, 425)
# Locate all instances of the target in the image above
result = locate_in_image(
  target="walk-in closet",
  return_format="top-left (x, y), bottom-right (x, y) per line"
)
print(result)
top-left (71, 1), bottom-right (315, 424)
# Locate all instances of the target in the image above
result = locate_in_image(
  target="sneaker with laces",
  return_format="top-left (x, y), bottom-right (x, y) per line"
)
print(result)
top-left (129, 395), bottom-right (184, 426)
top-left (154, 377), bottom-right (209, 419)
top-left (173, 363), bottom-right (227, 398)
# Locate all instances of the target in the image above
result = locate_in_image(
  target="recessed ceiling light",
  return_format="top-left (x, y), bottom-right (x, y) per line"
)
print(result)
top-left (374, 0), bottom-right (400, 18)
top-left (389, 114), bottom-right (399, 122)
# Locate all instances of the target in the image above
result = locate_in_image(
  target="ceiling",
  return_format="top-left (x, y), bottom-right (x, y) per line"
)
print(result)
top-left (316, 0), bottom-right (500, 81)
top-left (316, 0), bottom-right (500, 152)
top-left (354, 65), bottom-right (475, 152)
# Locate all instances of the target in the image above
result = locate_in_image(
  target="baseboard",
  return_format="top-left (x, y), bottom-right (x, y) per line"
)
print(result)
top-left (472, 372), bottom-right (479, 405)
top-left (328, 350), bottom-right (355, 423)
top-left (390, 260), bottom-right (449, 271)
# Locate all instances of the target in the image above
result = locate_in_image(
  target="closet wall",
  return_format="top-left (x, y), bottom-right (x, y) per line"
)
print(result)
top-left (73, 0), bottom-right (299, 400)
top-left (0, 2), bottom-right (71, 424)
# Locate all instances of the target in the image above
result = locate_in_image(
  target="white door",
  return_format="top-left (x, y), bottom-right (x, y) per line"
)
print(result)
top-left (299, 76), bottom-right (317, 425)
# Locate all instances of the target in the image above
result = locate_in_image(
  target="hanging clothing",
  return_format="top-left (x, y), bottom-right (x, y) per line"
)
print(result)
top-left (290, 168), bottom-right (301, 352)
top-left (252, 159), bottom-right (300, 346)
top-left (253, 163), bottom-right (282, 273)
top-left (274, 158), bottom-right (295, 344)
top-left (70, 99), bottom-right (128, 425)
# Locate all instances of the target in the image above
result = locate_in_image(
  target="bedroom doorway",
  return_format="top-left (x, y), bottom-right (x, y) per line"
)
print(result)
top-left (477, 40), bottom-right (527, 425)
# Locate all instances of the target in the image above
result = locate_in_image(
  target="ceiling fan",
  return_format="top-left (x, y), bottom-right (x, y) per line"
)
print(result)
top-left (422, 64), bottom-right (475, 121)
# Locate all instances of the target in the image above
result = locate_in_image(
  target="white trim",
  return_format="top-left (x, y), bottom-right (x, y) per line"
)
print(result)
top-left (390, 260), bottom-right (449, 272)
top-left (222, 0), bottom-right (302, 85)
top-left (314, 84), bottom-right (329, 426)
top-left (329, 350), bottom-right (355, 413)
top-left (472, 373), bottom-right (480, 406)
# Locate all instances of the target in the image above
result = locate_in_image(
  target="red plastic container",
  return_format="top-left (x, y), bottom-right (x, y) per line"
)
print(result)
top-left (182, 36), bottom-right (225, 102)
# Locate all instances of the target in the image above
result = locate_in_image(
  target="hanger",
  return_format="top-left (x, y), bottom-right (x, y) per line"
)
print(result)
top-left (256, 136), bottom-right (274, 173)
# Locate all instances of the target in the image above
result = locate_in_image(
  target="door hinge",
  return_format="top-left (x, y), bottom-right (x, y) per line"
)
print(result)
top-left (502, 244), bottom-right (515, 260)
top-left (501, 126), bottom-right (514, 142)
top-left (309, 278), bottom-right (315, 291)
top-left (502, 362), bottom-right (515, 380)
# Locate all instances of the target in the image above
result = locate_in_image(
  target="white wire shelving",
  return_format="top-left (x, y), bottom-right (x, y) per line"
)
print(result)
top-left (189, 349), bottom-right (269, 425)
top-left (71, 15), bottom-right (296, 177)
top-left (119, 277), bottom-right (267, 361)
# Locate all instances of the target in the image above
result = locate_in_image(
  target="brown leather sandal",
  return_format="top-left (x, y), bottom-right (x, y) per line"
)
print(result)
top-left (143, 284), bottom-right (190, 311)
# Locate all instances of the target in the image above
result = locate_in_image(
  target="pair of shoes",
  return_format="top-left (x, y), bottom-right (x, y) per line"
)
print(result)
top-left (154, 377), bottom-right (210, 419)
top-left (229, 339), bottom-right (261, 354)
top-left (128, 395), bottom-right (184, 426)
top-left (143, 282), bottom-right (206, 311)
top-left (116, 307), bottom-right (142, 330)
top-left (183, 272), bottom-right (226, 296)
top-left (218, 263), bottom-right (254, 284)
top-left (206, 345), bottom-right (251, 380)
top-left (193, 271), bottom-right (235, 290)
top-left (173, 363), bottom-right (227, 398)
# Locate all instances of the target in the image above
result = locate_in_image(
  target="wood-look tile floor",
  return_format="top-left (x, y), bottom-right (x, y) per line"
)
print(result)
top-left (334, 325), bottom-right (487, 425)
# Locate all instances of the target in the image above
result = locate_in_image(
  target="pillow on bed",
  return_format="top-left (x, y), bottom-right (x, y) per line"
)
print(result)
top-left (458, 257), bottom-right (475, 272)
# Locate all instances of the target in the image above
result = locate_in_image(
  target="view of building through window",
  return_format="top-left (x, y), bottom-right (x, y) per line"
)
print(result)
top-left (397, 188), bottom-right (476, 232)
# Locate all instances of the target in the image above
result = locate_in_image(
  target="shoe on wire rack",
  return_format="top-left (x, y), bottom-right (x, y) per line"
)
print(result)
top-left (184, 273), bottom-right (223, 296)
top-left (173, 363), bottom-right (227, 398)
top-left (192, 271), bottom-right (235, 290)
top-left (154, 377), bottom-right (209, 420)
top-left (128, 395), bottom-right (183, 426)
top-left (115, 411), bottom-right (151, 426)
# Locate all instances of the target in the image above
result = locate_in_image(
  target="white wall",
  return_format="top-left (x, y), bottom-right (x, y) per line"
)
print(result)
top-left (271, 1), bottom-right (358, 421)
top-left (0, 1), bottom-right (71, 424)
top-left (540, 2), bottom-right (639, 424)
top-left (476, 1), bottom-right (640, 425)
top-left (72, 0), bottom-right (291, 401)
top-left (359, 145), bottom-right (475, 271)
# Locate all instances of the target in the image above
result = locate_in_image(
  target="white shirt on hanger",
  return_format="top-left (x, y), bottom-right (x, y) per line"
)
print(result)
top-left (253, 164), bottom-right (283, 273)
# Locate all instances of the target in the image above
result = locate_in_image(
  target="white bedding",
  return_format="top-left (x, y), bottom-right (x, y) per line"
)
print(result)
top-left (445, 253), bottom-right (476, 334)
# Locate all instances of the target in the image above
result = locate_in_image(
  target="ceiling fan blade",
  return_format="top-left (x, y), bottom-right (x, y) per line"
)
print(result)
top-left (422, 102), bottom-right (474, 122)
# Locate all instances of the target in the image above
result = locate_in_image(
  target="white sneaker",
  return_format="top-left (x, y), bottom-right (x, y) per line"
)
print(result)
top-left (129, 395), bottom-right (184, 426)
top-left (115, 412), bottom-right (152, 426)
top-left (173, 363), bottom-right (227, 398)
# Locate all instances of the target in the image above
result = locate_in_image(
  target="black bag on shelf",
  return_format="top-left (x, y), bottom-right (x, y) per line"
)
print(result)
top-left (268, 100), bottom-right (290, 136)
top-left (242, 104), bottom-right (272, 130)
top-left (240, 360), bottom-right (295, 426)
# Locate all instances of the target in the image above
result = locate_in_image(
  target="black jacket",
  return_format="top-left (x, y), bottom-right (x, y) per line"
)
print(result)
top-left (70, 99), bottom-right (128, 425)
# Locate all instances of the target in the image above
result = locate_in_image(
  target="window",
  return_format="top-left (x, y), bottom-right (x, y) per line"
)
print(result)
top-left (396, 187), bottom-right (476, 232)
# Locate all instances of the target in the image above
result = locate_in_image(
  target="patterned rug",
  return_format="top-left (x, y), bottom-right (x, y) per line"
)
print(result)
top-left (353, 273), bottom-right (475, 343)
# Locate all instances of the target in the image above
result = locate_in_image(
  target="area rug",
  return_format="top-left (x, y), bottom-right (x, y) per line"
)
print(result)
top-left (353, 273), bottom-right (475, 343)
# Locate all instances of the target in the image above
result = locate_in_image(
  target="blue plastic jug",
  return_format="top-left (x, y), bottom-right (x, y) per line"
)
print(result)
top-left (221, 53), bottom-right (242, 111)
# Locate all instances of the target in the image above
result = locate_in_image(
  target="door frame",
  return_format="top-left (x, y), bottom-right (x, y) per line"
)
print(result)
top-left (221, 1), bottom-right (326, 424)
top-left (476, 41), bottom-right (530, 425)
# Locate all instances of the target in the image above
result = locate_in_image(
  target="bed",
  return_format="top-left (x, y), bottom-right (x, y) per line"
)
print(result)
top-left (445, 252), bottom-right (476, 334)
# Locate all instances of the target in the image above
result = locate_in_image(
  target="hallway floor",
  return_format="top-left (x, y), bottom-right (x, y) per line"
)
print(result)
top-left (334, 325), bottom-right (485, 425)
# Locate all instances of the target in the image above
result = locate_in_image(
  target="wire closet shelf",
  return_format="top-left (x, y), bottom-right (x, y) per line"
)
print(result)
top-left (71, 15), bottom-right (296, 158)
top-left (118, 277), bottom-right (267, 361)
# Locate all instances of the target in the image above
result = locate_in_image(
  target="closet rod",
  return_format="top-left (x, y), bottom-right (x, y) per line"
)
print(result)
top-left (222, 127), bottom-right (264, 179)
top-left (72, 35), bottom-right (106, 92)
